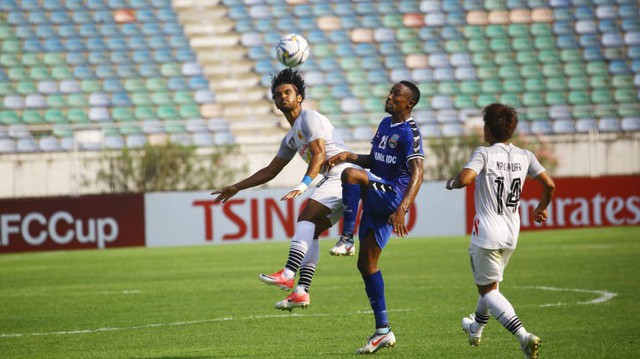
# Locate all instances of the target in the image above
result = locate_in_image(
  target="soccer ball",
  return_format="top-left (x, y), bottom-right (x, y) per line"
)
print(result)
top-left (276, 33), bottom-right (309, 68)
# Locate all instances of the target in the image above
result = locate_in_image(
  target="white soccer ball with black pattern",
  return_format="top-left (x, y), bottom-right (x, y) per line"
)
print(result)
top-left (276, 33), bottom-right (310, 68)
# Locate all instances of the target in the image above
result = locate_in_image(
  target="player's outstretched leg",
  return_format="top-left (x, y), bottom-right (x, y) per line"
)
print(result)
top-left (355, 328), bottom-right (396, 354)
top-left (258, 269), bottom-right (294, 291)
top-left (329, 235), bottom-right (355, 256)
top-left (520, 333), bottom-right (541, 359)
top-left (275, 289), bottom-right (310, 311)
top-left (461, 313), bottom-right (484, 346)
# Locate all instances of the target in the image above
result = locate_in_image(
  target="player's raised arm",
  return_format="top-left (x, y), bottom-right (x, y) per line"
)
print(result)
top-left (281, 138), bottom-right (326, 200)
top-left (532, 171), bottom-right (556, 223)
top-left (211, 155), bottom-right (290, 203)
top-left (325, 151), bottom-right (371, 170)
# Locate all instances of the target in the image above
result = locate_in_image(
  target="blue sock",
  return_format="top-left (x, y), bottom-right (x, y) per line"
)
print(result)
top-left (363, 270), bottom-right (389, 329)
top-left (342, 183), bottom-right (361, 238)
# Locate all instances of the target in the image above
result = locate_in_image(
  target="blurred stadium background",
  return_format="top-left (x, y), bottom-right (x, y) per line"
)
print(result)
top-left (0, 0), bottom-right (638, 197)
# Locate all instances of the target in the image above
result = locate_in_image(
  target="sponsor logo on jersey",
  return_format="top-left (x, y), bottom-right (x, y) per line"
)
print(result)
top-left (389, 134), bottom-right (399, 149)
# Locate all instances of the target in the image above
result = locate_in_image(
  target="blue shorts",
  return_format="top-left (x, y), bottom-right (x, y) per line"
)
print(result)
top-left (358, 172), bottom-right (404, 249)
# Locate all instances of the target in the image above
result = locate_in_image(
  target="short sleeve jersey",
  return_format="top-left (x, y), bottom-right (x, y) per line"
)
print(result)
top-left (369, 116), bottom-right (424, 190)
top-left (464, 143), bottom-right (545, 249)
top-left (276, 109), bottom-right (350, 173)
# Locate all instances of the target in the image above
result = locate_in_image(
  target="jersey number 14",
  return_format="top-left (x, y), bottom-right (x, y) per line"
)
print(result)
top-left (494, 177), bottom-right (522, 214)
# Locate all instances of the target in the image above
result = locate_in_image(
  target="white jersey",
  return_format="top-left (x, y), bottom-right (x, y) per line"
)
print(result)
top-left (464, 143), bottom-right (545, 250)
top-left (276, 109), bottom-right (351, 175)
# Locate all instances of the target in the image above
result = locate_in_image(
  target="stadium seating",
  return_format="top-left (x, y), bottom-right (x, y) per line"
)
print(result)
top-left (0, 0), bottom-right (638, 154)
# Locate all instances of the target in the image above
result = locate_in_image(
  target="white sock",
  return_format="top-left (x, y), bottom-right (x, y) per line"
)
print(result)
top-left (283, 221), bottom-right (316, 278)
top-left (484, 289), bottom-right (527, 338)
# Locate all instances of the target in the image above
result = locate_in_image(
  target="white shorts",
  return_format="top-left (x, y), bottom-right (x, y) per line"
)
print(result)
top-left (468, 243), bottom-right (514, 286)
top-left (309, 163), bottom-right (360, 225)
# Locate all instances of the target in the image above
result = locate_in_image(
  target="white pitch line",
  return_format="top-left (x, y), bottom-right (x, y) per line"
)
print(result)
top-left (0, 309), bottom-right (413, 339)
top-left (520, 286), bottom-right (617, 307)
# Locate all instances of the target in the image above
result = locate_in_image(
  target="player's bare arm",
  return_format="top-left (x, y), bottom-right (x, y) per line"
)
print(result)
top-left (532, 171), bottom-right (556, 223)
top-left (389, 158), bottom-right (424, 237)
top-left (212, 156), bottom-right (290, 203)
top-left (325, 152), bottom-right (372, 169)
top-left (281, 138), bottom-right (326, 201)
top-left (446, 168), bottom-right (478, 190)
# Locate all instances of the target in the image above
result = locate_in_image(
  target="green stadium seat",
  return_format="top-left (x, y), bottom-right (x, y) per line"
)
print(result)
top-left (454, 95), bottom-right (475, 109)
top-left (0, 82), bottom-right (13, 96)
top-left (396, 28), bottom-right (417, 41)
top-left (308, 86), bottom-right (331, 99)
top-left (2, 40), bottom-right (21, 53)
top-left (81, 80), bottom-right (102, 93)
top-left (131, 92), bottom-right (152, 106)
top-left (468, 38), bottom-right (490, 53)
top-left (590, 76), bottom-right (610, 89)
top-left (22, 110), bottom-right (44, 124)
top-left (477, 94), bottom-right (499, 107)
top-left (113, 107), bottom-right (135, 122)
top-left (614, 89), bottom-right (637, 104)
top-left (313, 44), bottom-right (332, 58)
top-left (0, 111), bottom-right (20, 125)
top-left (53, 124), bottom-right (74, 137)
top-left (119, 123), bottom-right (142, 135)
top-left (43, 53), bottom-right (64, 66)
top-left (498, 65), bottom-right (520, 79)
top-left (472, 52), bottom-right (493, 67)
top-left (152, 91), bottom-right (172, 106)
top-left (523, 92), bottom-right (545, 107)
top-left (0, 54), bottom-right (19, 67)
top-left (526, 108), bottom-right (548, 122)
top-left (46, 94), bottom-right (66, 108)
top-left (525, 78), bottom-right (545, 92)
top-left (445, 41), bottom-right (468, 55)
top-left (563, 63), bottom-right (586, 77)
top-left (531, 23), bottom-right (553, 37)
top-left (29, 66), bottom-right (49, 81)
top-left (534, 36), bottom-right (556, 50)
top-left (133, 106), bottom-right (154, 120)
top-left (568, 91), bottom-right (591, 105)
top-left (494, 51), bottom-right (516, 66)
top-left (371, 84), bottom-right (389, 97)
top-left (68, 109), bottom-right (89, 123)
top-left (9, 68), bottom-right (28, 81)
top-left (417, 82), bottom-right (438, 97)
top-left (45, 109), bottom-right (65, 123)
top-left (67, 94), bottom-right (88, 107)
top-left (464, 25), bottom-right (485, 39)
top-left (340, 57), bottom-right (361, 71)
top-left (507, 24), bottom-right (528, 38)
top-left (484, 0), bottom-right (506, 11)
top-left (546, 78), bottom-right (567, 91)
top-left (145, 78), bottom-right (166, 92)
top-left (164, 122), bottom-right (185, 134)
top-left (542, 64), bottom-right (563, 77)
top-left (125, 79), bottom-right (146, 92)
top-left (382, 14), bottom-right (403, 28)
top-left (363, 97), bottom-right (381, 112)
top-left (16, 81), bottom-right (37, 95)
top-left (503, 79), bottom-right (524, 93)
top-left (157, 106), bottom-right (178, 120)
top-left (611, 76), bottom-right (634, 89)
top-left (477, 66), bottom-right (498, 80)
top-left (499, 93), bottom-right (522, 107)
top-left (485, 25), bottom-right (507, 38)
top-left (319, 99), bottom-right (341, 115)
top-left (346, 70), bottom-right (368, 85)
top-left (21, 53), bottom-right (41, 67)
top-left (179, 105), bottom-right (200, 118)
top-left (538, 50), bottom-right (560, 64)
top-left (51, 67), bottom-right (73, 80)
top-left (174, 91), bottom-right (196, 106)
top-left (593, 106), bottom-right (616, 119)
top-left (515, 51), bottom-right (538, 65)
top-left (545, 91), bottom-right (568, 106)
top-left (438, 81), bottom-right (459, 96)
top-left (560, 49), bottom-right (582, 63)
top-left (481, 79), bottom-right (502, 94)
top-left (568, 76), bottom-right (590, 90)
top-left (490, 38), bottom-right (511, 52)
top-left (571, 106), bottom-right (592, 120)
top-left (0, 24), bottom-right (12, 39)
top-left (617, 104), bottom-right (640, 117)
top-left (160, 63), bottom-right (181, 77)
top-left (400, 40), bottom-right (421, 55)
top-left (586, 62), bottom-right (608, 76)
top-left (521, 65), bottom-right (541, 78)
top-left (512, 37), bottom-right (534, 51)
top-left (459, 81), bottom-right (481, 95)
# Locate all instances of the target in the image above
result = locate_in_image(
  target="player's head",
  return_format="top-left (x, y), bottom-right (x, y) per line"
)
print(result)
top-left (482, 103), bottom-right (518, 143)
top-left (385, 81), bottom-right (420, 115)
top-left (271, 68), bottom-right (306, 113)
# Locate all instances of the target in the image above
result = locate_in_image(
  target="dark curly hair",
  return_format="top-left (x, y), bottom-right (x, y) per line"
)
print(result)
top-left (483, 103), bottom-right (519, 142)
top-left (271, 68), bottom-right (306, 101)
top-left (399, 80), bottom-right (420, 107)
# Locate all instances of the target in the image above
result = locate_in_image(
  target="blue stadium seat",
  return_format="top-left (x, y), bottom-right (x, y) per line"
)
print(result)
top-left (39, 136), bottom-right (61, 152)
top-left (44, 38), bottom-right (65, 52)
top-left (598, 118), bottom-right (620, 132)
top-left (0, 138), bottom-right (16, 153)
top-left (72, 10), bottom-right (93, 23)
top-left (621, 117), bottom-right (640, 131)
top-left (50, 11), bottom-right (71, 24)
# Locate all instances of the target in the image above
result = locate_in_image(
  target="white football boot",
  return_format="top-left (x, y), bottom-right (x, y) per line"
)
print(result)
top-left (355, 330), bottom-right (396, 354)
top-left (329, 236), bottom-right (355, 256)
top-left (461, 313), bottom-right (483, 346)
top-left (520, 333), bottom-right (541, 359)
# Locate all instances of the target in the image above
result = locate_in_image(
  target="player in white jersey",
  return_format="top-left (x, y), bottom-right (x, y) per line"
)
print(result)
top-left (212, 69), bottom-right (356, 311)
top-left (446, 103), bottom-right (555, 359)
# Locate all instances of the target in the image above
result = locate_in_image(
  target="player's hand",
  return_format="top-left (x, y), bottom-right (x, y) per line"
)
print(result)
top-left (388, 210), bottom-right (409, 238)
top-left (533, 208), bottom-right (548, 223)
top-left (281, 189), bottom-right (303, 201)
top-left (325, 152), bottom-right (352, 170)
top-left (211, 185), bottom-right (238, 203)
top-left (445, 178), bottom-right (455, 190)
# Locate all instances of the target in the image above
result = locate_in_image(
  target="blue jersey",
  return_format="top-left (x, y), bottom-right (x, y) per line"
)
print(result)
top-left (369, 116), bottom-right (424, 190)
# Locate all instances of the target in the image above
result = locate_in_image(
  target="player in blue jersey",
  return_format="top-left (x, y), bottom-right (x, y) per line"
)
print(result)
top-left (325, 81), bottom-right (425, 354)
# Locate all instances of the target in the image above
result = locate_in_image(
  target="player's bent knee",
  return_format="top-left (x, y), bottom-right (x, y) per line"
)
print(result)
top-left (341, 167), bottom-right (365, 184)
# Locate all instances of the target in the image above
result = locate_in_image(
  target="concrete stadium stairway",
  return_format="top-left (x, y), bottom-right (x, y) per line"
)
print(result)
top-left (172, 0), bottom-right (284, 144)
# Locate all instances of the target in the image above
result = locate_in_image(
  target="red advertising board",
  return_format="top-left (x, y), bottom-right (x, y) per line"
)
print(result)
top-left (0, 194), bottom-right (145, 253)
top-left (465, 175), bottom-right (640, 233)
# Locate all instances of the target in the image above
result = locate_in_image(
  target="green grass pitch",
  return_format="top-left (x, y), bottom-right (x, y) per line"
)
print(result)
top-left (1, 226), bottom-right (639, 358)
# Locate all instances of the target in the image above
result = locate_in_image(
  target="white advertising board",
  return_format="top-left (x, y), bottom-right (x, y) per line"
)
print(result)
top-left (144, 181), bottom-right (466, 247)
